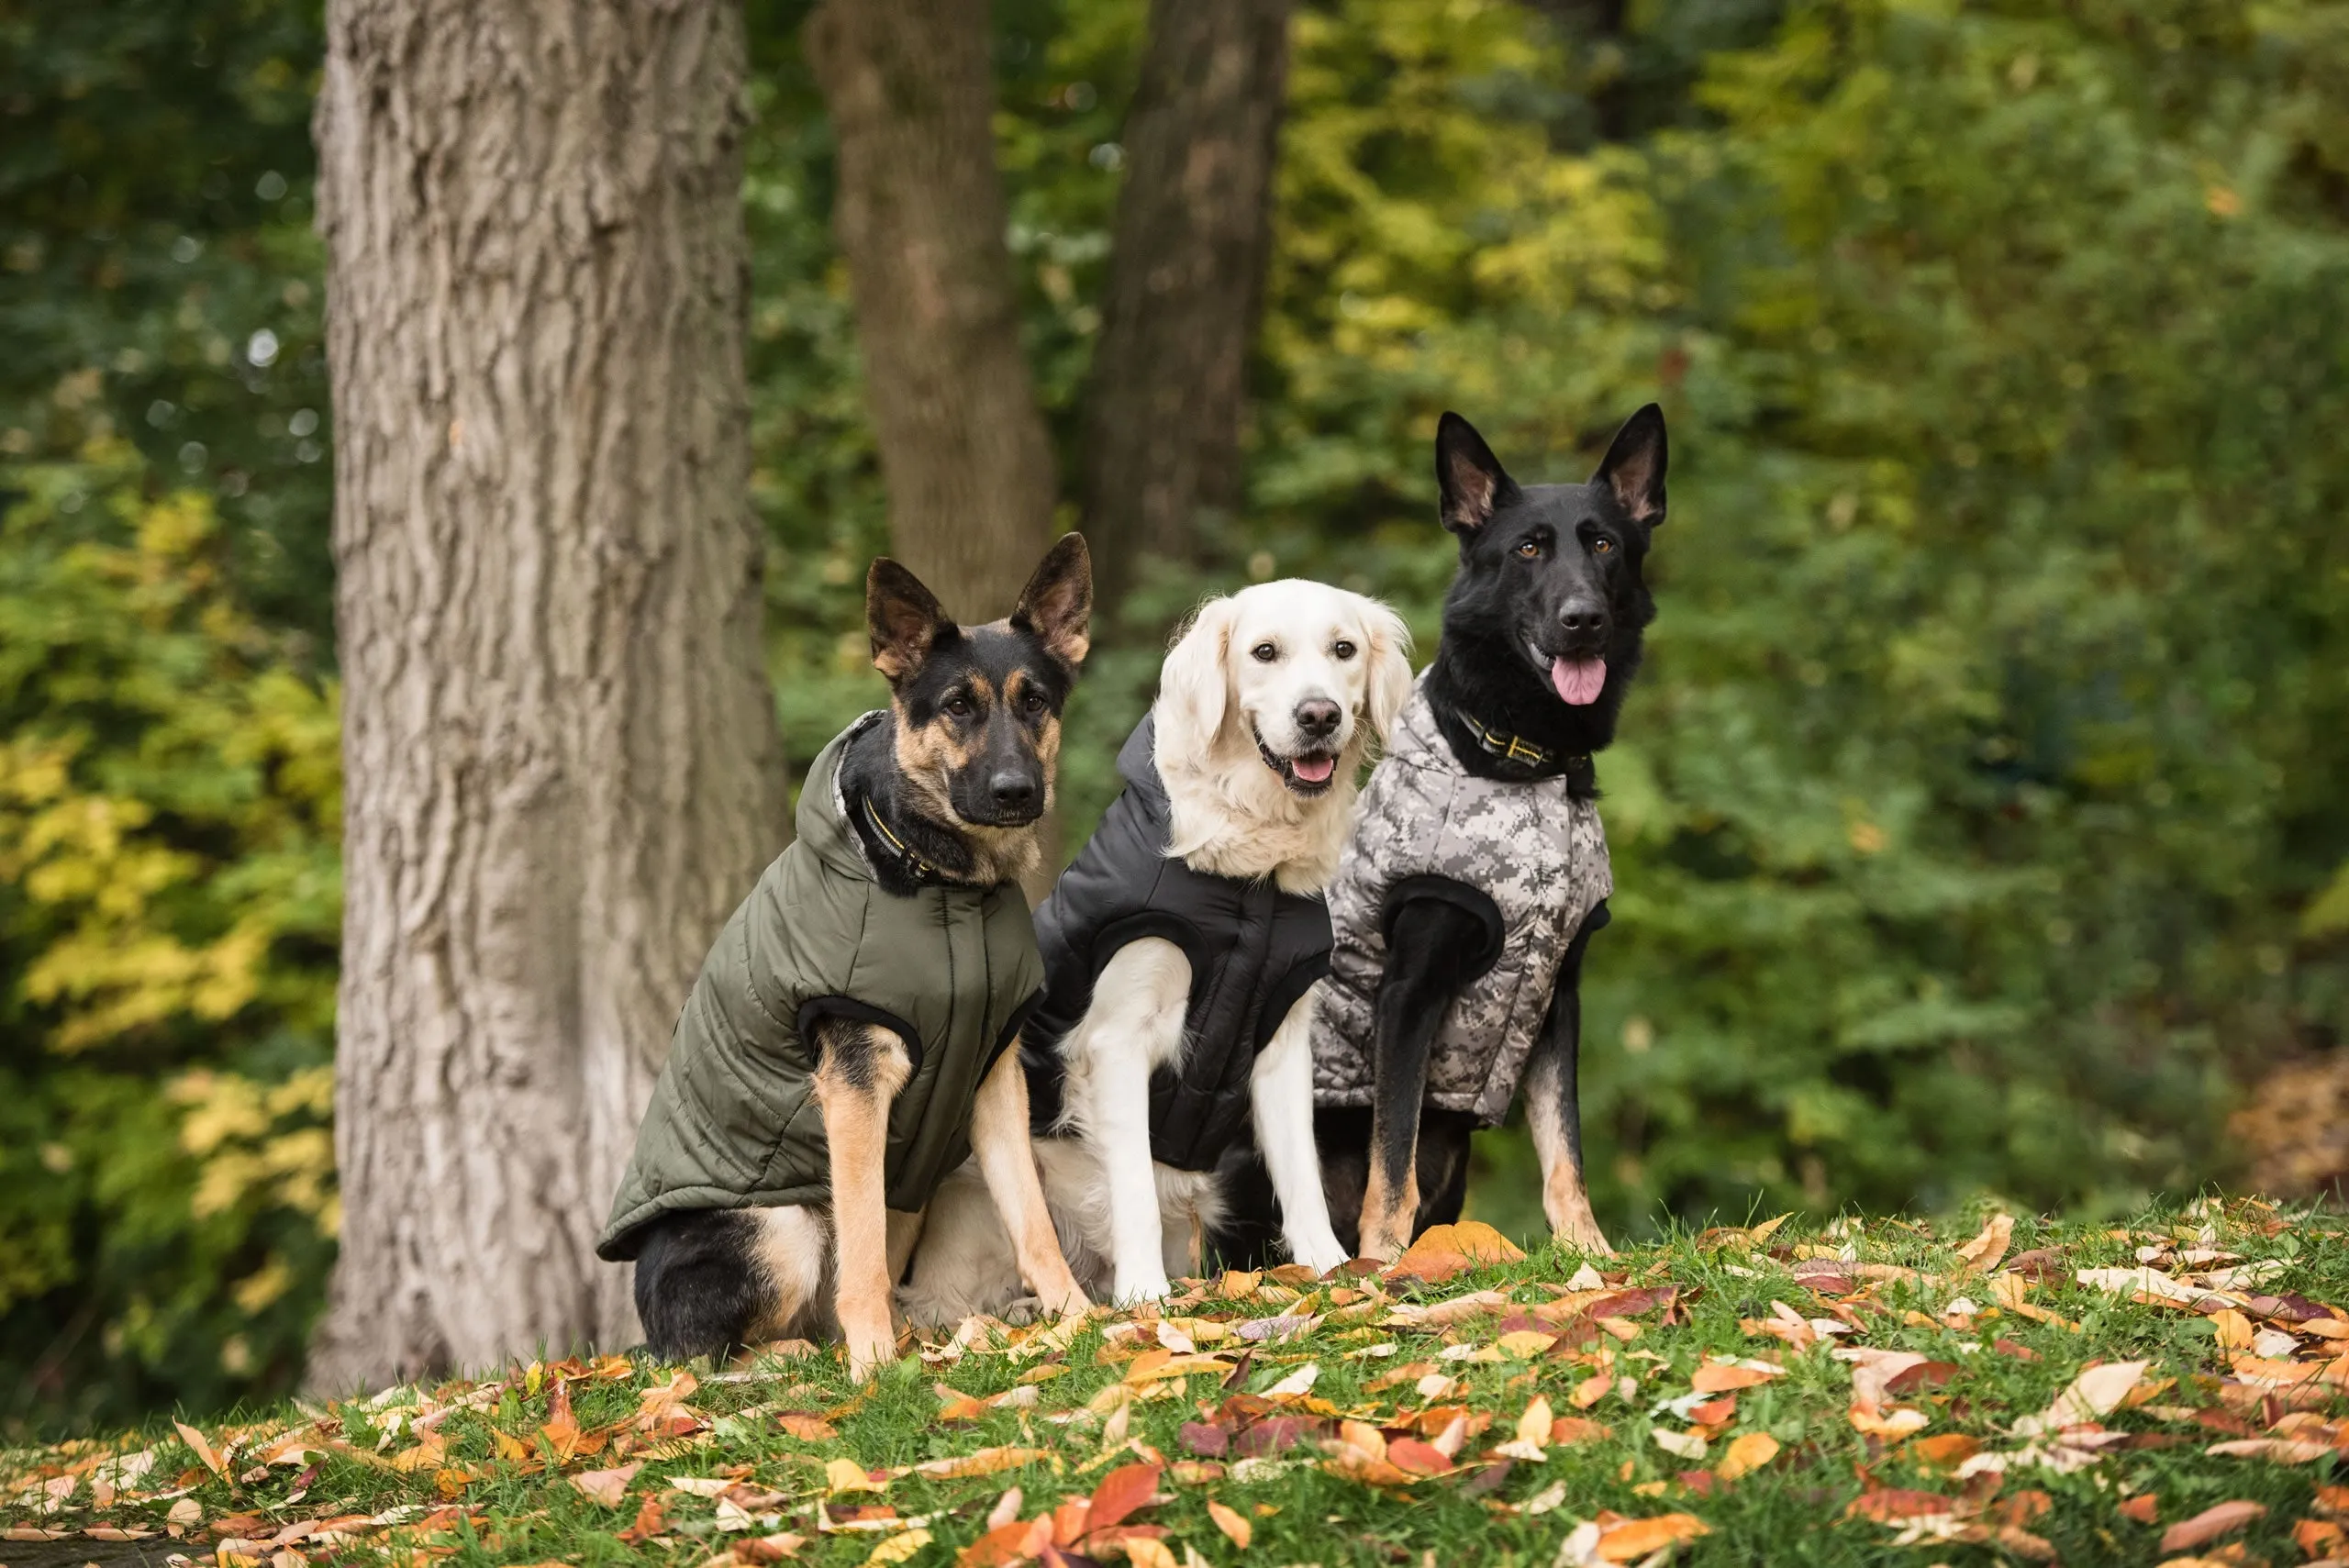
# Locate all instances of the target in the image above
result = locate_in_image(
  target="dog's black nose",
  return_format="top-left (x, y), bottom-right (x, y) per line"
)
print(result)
top-left (989, 772), bottom-right (1038, 810)
top-left (1558, 601), bottom-right (1609, 639)
top-left (1295, 698), bottom-right (1341, 739)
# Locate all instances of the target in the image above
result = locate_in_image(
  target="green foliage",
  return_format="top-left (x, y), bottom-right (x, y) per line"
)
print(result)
top-left (6, 0), bottom-right (2348, 1435)
top-left (0, 450), bottom-right (340, 1437)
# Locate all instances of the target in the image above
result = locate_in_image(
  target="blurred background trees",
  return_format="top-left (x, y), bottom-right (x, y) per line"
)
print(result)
top-left (4, 0), bottom-right (2346, 1433)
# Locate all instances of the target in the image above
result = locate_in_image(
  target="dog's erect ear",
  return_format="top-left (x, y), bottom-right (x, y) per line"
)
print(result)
top-left (867, 558), bottom-right (953, 684)
top-left (1435, 411), bottom-right (1521, 536)
top-left (1358, 600), bottom-right (1416, 751)
top-left (1155, 595), bottom-right (1238, 760)
top-left (1011, 532), bottom-right (1093, 671)
top-left (1592, 404), bottom-right (1667, 527)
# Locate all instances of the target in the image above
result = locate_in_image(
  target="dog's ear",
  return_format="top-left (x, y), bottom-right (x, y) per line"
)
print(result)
top-left (1011, 532), bottom-right (1093, 671)
top-left (867, 558), bottom-right (953, 684)
top-left (1155, 595), bottom-right (1238, 759)
top-left (1592, 404), bottom-right (1667, 527)
top-left (1358, 600), bottom-right (1416, 751)
top-left (1435, 411), bottom-right (1520, 535)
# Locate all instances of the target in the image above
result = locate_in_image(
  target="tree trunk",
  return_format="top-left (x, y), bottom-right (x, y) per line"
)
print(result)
top-left (308, 0), bottom-right (785, 1391)
top-left (804, 0), bottom-right (1056, 625)
top-left (1082, 0), bottom-right (1293, 611)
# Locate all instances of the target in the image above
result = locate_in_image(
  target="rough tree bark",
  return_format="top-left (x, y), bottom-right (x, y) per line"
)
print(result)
top-left (309, 0), bottom-right (785, 1390)
top-left (803, 0), bottom-right (1057, 625)
top-left (1082, 0), bottom-right (1293, 611)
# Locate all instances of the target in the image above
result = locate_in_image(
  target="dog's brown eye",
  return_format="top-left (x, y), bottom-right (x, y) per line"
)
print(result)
top-left (1593, 537), bottom-right (1615, 554)
top-left (1251, 641), bottom-right (1277, 662)
top-left (1021, 690), bottom-right (1046, 714)
top-left (944, 695), bottom-right (974, 717)
top-left (1516, 539), bottom-right (1542, 558)
top-left (1332, 639), bottom-right (1357, 660)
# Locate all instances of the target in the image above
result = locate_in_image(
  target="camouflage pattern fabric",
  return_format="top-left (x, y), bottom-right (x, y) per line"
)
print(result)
top-left (1312, 673), bottom-right (1612, 1126)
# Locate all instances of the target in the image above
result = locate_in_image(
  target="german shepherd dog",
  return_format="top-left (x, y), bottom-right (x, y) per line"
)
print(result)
top-left (625, 538), bottom-right (1094, 1378)
top-left (1230, 407), bottom-right (1666, 1261)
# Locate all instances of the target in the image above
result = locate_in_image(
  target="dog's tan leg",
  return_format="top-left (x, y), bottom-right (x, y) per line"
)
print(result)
top-left (969, 1041), bottom-right (1089, 1318)
top-left (811, 1020), bottom-right (914, 1381)
top-left (1523, 984), bottom-right (1613, 1256)
top-left (1357, 1146), bottom-right (1420, 1263)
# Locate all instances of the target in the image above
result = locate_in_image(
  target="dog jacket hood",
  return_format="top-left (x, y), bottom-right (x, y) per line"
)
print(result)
top-left (597, 712), bottom-right (1044, 1261)
top-left (1023, 715), bottom-right (1333, 1172)
top-left (1312, 673), bottom-right (1612, 1127)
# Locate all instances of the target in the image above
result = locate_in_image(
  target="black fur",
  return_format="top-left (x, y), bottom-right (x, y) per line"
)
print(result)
top-left (632, 1209), bottom-right (799, 1363)
top-left (1216, 408), bottom-right (1664, 1267)
top-left (629, 538), bottom-right (1090, 1361)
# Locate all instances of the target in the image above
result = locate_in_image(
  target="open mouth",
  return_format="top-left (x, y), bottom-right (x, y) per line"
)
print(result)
top-left (1531, 642), bottom-right (1608, 707)
top-left (1255, 732), bottom-right (1339, 796)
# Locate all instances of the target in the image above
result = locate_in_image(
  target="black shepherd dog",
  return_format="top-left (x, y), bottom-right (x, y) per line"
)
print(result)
top-left (1219, 405), bottom-right (1666, 1262)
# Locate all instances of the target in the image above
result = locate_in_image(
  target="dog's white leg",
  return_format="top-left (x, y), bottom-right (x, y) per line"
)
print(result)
top-left (968, 1042), bottom-right (1090, 1318)
top-left (1252, 989), bottom-right (1351, 1273)
top-left (1063, 940), bottom-right (1192, 1303)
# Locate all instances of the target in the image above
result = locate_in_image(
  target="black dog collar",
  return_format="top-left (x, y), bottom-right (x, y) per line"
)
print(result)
top-left (861, 795), bottom-right (946, 884)
top-left (1453, 709), bottom-right (1595, 789)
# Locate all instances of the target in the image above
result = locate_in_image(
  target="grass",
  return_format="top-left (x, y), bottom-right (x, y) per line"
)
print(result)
top-left (8, 1198), bottom-right (2349, 1567)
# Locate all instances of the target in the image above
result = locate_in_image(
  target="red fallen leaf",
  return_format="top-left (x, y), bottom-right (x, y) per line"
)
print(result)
top-left (1083, 1462), bottom-right (1162, 1535)
top-left (1991, 1339), bottom-right (2039, 1362)
top-left (1233, 1417), bottom-right (1325, 1455)
top-left (617, 1493), bottom-right (668, 1545)
top-left (2192, 1407), bottom-right (2259, 1437)
top-left (1178, 1422), bottom-right (1229, 1458)
top-left (1687, 1396), bottom-right (1737, 1429)
top-left (1454, 1461), bottom-right (1514, 1499)
top-left (1386, 1439), bottom-right (1453, 1476)
top-left (2160, 1500), bottom-right (2266, 1553)
top-left (2116, 1494), bottom-right (2159, 1525)
top-left (1884, 1362), bottom-right (1960, 1397)
top-left (1845, 1489), bottom-right (1961, 1522)
top-left (958, 1518), bottom-right (1045, 1568)
top-left (1678, 1471), bottom-right (1720, 1497)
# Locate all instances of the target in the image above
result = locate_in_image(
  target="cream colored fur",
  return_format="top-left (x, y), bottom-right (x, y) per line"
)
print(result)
top-left (901, 580), bottom-right (1413, 1318)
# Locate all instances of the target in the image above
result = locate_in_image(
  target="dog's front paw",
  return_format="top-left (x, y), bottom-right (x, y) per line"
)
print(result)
top-left (1040, 1281), bottom-right (1092, 1319)
top-left (1113, 1271), bottom-right (1174, 1305)
top-left (845, 1332), bottom-right (900, 1384)
top-left (1551, 1216), bottom-right (1615, 1257)
top-left (1289, 1233), bottom-right (1353, 1277)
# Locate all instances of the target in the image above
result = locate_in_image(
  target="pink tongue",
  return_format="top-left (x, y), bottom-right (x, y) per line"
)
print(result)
top-left (1552, 656), bottom-right (1607, 706)
top-left (1291, 754), bottom-right (1336, 784)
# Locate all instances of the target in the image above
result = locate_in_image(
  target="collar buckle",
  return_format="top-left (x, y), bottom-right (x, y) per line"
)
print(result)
top-left (863, 796), bottom-right (942, 883)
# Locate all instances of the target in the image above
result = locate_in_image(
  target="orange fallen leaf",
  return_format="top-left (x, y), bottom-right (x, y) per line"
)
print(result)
top-left (173, 1422), bottom-right (229, 1481)
top-left (618, 1493), bottom-right (668, 1545)
top-left (1207, 1498), bottom-right (1251, 1550)
top-left (1907, 1433), bottom-right (1981, 1471)
top-left (1549, 1416), bottom-right (1610, 1446)
top-left (1690, 1362), bottom-right (1781, 1394)
top-left (1594, 1513), bottom-right (1709, 1562)
top-left (1954, 1213), bottom-right (2014, 1274)
top-left (1389, 1222), bottom-right (1526, 1284)
top-left (2159, 1499), bottom-right (2266, 1553)
top-left (570, 1462), bottom-right (642, 1507)
top-left (2116, 1493), bottom-right (2158, 1525)
top-left (775, 1414), bottom-right (839, 1442)
top-left (1714, 1432), bottom-right (1779, 1481)
top-left (913, 1447), bottom-right (1052, 1480)
top-left (1845, 1489), bottom-right (1961, 1523)
top-left (1084, 1462), bottom-right (1163, 1535)
top-left (2297, 1518), bottom-right (2346, 1557)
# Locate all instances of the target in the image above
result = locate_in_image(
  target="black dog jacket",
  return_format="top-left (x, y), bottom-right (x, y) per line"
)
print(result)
top-left (1023, 716), bottom-right (1333, 1172)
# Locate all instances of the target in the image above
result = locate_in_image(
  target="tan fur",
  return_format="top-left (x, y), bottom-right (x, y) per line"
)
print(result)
top-left (966, 1044), bottom-right (1087, 1316)
top-left (1524, 1049), bottom-right (1614, 1254)
top-left (888, 693), bottom-right (1050, 887)
top-left (810, 1022), bottom-right (915, 1380)
top-left (1357, 1155), bottom-right (1419, 1263)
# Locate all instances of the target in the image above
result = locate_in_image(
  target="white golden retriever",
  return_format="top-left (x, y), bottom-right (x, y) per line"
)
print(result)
top-left (901, 579), bottom-right (1413, 1321)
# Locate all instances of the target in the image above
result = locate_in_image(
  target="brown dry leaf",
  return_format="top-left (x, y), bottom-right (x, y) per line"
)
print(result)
top-left (1548, 1417), bottom-right (1609, 1446)
top-left (911, 1448), bottom-right (1051, 1481)
top-left (1844, 1489), bottom-right (1963, 1523)
top-left (1388, 1222), bottom-right (1526, 1284)
top-left (2116, 1493), bottom-right (2159, 1525)
top-left (540, 1381), bottom-right (582, 1462)
top-left (569, 1462), bottom-right (642, 1507)
top-left (1570, 1373), bottom-right (1613, 1410)
top-left (1206, 1498), bottom-right (1251, 1550)
top-left (2209, 1308), bottom-right (2255, 1350)
top-left (776, 1414), bottom-right (839, 1442)
top-left (1593, 1513), bottom-right (1709, 1562)
top-left (1955, 1213), bottom-right (2014, 1274)
top-left (2204, 1437), bottom-right (2334, 1462)
top-left (1714, 1433), bottom-right (1779, 1481)
top-left (173, 1422), bottom-right (230, 1482)
top-left (1119, 1540), bottom-right (1178, 1568)
top-left (617, 1493), bottom-right (669, 1545)
top-left (2158, 1500), bottom-right (2266, 1554)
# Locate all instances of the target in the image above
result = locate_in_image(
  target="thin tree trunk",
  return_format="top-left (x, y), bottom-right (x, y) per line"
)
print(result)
top-left (804, 0), bottom-right (1056, 625)
top-left (1082, 0), bottom-right (1292, 611)
top-left (308, 0), bottom-right (785, 1391)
